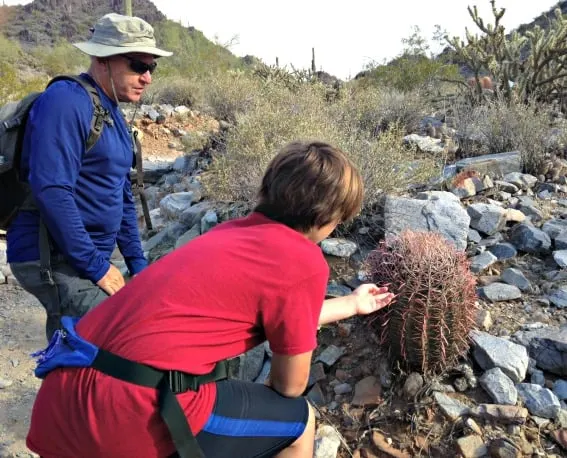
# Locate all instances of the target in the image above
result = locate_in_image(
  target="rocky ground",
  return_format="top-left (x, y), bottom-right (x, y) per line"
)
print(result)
top-left (0, 285), bottom-right (43, 458)
top-left (1, 104), bottom-right (567, 458)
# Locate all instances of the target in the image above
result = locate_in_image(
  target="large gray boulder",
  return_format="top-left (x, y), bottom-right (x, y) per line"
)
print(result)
top-left (383, 191), bottom-right (470, 251)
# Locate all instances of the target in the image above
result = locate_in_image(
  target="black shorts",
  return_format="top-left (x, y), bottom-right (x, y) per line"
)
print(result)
top-left (178, 379), bottom-right (309, 458)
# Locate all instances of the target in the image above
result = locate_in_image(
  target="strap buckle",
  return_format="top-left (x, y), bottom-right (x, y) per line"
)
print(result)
top-left (167, 371), bottom-right (198, 394)
top-left (39, 267), bottom-right (55, 286)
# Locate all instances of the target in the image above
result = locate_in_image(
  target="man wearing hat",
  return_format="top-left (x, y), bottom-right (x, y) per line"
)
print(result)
top-left (6, 13), bottom-right (172, 340)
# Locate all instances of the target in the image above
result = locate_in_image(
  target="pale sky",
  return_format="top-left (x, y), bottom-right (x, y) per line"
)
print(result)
top-left (4, 0), bottom-right (561, 79)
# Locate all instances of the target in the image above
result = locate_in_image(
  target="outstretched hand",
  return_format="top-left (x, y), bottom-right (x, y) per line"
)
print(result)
top-left (351, 283), bottom-right (395, 316)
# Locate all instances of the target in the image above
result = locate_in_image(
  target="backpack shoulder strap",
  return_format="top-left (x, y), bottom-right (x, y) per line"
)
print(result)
top-left (46, 74), bottom-right (109, 152)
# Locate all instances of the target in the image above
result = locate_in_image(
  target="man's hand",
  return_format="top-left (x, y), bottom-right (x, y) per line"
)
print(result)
top-left (96, 264), bottom-right (126, 296)
top-left (352, 283), bottom-right (395, 316)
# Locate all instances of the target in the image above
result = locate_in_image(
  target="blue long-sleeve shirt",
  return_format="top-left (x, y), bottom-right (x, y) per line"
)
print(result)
top-left (6, 73), bottom-right (147, 283)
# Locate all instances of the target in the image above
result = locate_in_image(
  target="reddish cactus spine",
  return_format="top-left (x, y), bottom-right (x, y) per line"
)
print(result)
top-left (366, 230), bottom-right (478, 375)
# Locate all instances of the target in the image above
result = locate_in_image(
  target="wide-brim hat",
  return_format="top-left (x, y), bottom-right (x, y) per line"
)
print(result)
top-left (73, 13), bottom-right (173, 58)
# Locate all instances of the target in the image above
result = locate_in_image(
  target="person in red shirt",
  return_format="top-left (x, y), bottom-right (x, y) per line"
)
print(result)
top-left (26, 140), bottom-right (394, 458)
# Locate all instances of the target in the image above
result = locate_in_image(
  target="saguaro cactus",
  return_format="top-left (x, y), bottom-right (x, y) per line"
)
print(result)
top-left (366, 230), bottom-right (478, 375)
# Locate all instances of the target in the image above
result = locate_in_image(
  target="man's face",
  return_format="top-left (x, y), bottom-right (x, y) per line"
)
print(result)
top-left (108, 53), bottom-right (156, 103)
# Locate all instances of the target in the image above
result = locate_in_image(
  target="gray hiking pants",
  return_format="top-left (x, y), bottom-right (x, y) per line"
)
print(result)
top-left (10, 257), bottom-right (109, 341)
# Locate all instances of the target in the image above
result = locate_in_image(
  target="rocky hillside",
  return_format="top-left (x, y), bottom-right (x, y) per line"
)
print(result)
top-left (515, 1), bottom-right (567, 36)
top-left (1, 0), bottom-right (165, 46)
top-left (0, 0), bottom-right (246, 74)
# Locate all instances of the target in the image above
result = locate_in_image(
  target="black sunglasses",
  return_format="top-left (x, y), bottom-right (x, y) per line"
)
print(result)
top-left (121, 55), bottom-right (158, 75)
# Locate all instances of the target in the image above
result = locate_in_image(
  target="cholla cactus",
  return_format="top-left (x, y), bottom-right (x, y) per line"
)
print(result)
top-left (448, 0), bottom-right (567, 108)
top-left (366, 230), bottom-right (478, 375)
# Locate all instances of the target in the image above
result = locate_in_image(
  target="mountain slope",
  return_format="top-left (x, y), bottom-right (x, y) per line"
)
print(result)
top-left (0, 0), bottom-right (247, 76)
top-left (2, 0), bottom-right (165, 46)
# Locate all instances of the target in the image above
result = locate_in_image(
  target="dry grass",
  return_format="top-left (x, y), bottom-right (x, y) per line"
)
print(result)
top-left (451, 96), bottom-right (555, 174)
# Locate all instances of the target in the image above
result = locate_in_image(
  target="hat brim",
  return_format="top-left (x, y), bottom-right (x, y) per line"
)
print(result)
top-left (73, 41), bottom-right (173, 57)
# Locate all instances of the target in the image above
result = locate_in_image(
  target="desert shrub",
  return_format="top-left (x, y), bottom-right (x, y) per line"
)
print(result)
top-left (0, 61), bottom-right (46, 105)
top-left (200, 71), bottom-right (263, 123)
top-left (452, 97), bottom-right (552, 173)
top-left (366, 230), bottom-right (478, 375)
top-left (153, 20), bottom-right (243, 78)
top-left (201, 75), bottom-right (440, 209)
top-left (361, 54), bottom-right (460, 94)
top-left (141, 76), bottom-right (205, 107)
top-left (330, 86), bottom-right (427, 136)
top-left (31, 41), bottom-right (89, 76)
top-left (0, 33), bottom-right (23, 64)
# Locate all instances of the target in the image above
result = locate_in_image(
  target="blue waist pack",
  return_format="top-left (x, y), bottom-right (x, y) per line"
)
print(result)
top-left (31, 316), bottom-right (99, 379)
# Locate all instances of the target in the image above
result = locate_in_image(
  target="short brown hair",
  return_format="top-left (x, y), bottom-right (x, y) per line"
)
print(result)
top-left (254, 141), bottom-right (363, 232)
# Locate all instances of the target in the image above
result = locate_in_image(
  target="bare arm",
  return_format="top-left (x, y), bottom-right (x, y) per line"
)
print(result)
top-left (319, 284), bottom-right (395, 326)
top-left (269, 351), bottom-right (313, 398)
top-left (318, 296), bottom-right (357, 326)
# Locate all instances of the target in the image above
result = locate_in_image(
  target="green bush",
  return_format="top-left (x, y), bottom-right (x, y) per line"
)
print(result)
top-left (153, 20), bottom-right (243, 78)
top-left (0, 61), bottom-right (46, 105)
top-left (361, 54), bottom-right (460, 93)
top-left (332, 86), bottom-right (428, 135)
top-left (31, 41), bottom-right (89, 76)
top-left (200, 73), bottom-right (440, 209)
top-left (0, 33), bottom-right (23, 64)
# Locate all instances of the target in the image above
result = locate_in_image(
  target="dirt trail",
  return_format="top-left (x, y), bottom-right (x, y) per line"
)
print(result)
top-left (0, 284), bottom-right (44, 458)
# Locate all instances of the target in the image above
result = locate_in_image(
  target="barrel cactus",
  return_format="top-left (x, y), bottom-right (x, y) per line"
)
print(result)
top-left (365, 230), bottom-right (478, 375)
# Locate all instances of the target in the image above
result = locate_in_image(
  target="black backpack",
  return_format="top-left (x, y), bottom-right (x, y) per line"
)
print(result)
top-left (0, 74), bottom-right (109, 230)
top-left (0, 74), bottom-right (152, 231)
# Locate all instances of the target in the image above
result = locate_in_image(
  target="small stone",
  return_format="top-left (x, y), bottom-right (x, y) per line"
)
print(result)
top-left (495, 180), bottom-right (520, 193)
top-left (553, 250), bottom-right (567, 268)
top-left (554, 231), bottom-right (567, 250)
top-left (476, 309), bottom-right (493, 331)
top-left (465, 418), bottom-right (482, 435)
top-left (0, 378), bottom-right (13, 389)
top-left (488, 243), bottom-right (518, 260)
top-left (351, 376), bottom-right (382, 406)
top-left (509, 223), bottom-right (551, 254)
top-left (472, 404), bottom-right (528, 424)
top-left (457, 434), bottom-right (488, 458)
top-left (316, 345), bottom-right (345, 367)
top-left (320, 238), bottom-right (358, 258)
top-left (434, 392), bottom-right (470, 420)
top-left (530, 369), bottom-right (545, 387)
top-left (314, 425), bottom-right (342, 458)
top-left (480, 367), bottom-right (518, 405)
top-left (333, 382), bottom-right (352, 395)
top-left (470, 251), bottom-right (498, 273)
top-left (468, 229), bottom-right (482, 243)
top-left (516, 383), bottom-right (561, 419)
top-left (306, 383), bottom-right (327, 406)
top-left (501, 267), bottom-right (532, 292)
top-left (553, 380), bottom-right (567, 400)
top-left (505, 209), bottom-right (526, 223)
top-left (479, 283), bottom-right (522, 302)
top-left (308, 363), bottom-right (327, 386)
top-left (454, 377), bottom-right (469, 392)
top-left (326, 283), bottom-right (352, 298)
top-left (488, 438), bottom-right (522, 458)
top-left (548, 287), bottom-right (567, 309)
top-left (402, 373), bottom-right (424, 399)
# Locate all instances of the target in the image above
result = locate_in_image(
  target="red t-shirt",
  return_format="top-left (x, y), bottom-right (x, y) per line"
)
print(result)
top-left (26, 212), bottom-right (329, 458)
